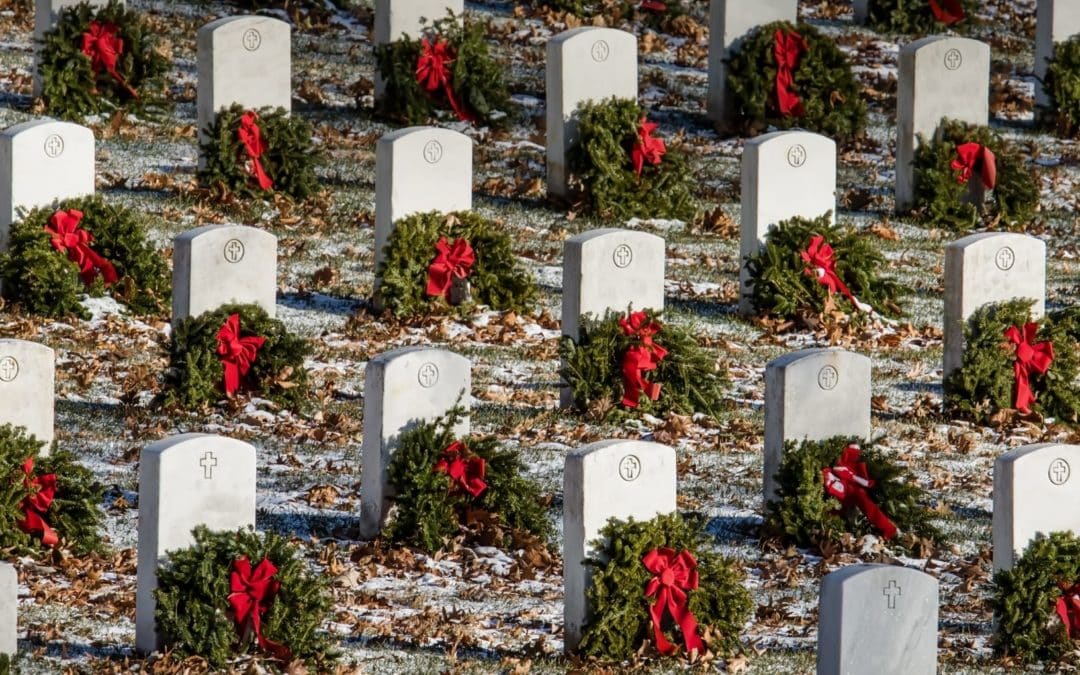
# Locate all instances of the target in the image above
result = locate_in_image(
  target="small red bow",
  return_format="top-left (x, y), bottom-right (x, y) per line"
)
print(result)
top-left (800, 235), bottom-right (870, 312)
top-left (1004, 323), bottom-right (1054, 414)
top-left (951, 142), bottom-right (997, 190)
top-left (433, 440), bottom-right (487, 498)
top-left (229, 556), bottom-right (292, 662)
top-left (45, 209), bottom-right (119, 288)
top-left (416, 37), bottom-right (475, 123)
top-left (639, 0), bottom-right (667, 11)
top-left (425, 236), bottom-right (475, 300)
top-left (822, 444), bottom-right (897, 540)
top-left (216, 314), bottom-right (266, 396)
top-left (619, 311), bottom-right (668, 408)
top-left (773, 28), bottom-right (808, 117)
top-left (81, 21), bottom-right (138, 98)
top-left (237, 111), bottom-right (274, 191)
top-left (1058, 581), bottom-right (1080, 639)
top-left (929, 0), bottom-right (965, 25)
top-left (643, 548), bottom-right (704, 656)
top-left (631, 117), bottom-right (666, 176)
top-left (18, 457), bottom-right (58, 548)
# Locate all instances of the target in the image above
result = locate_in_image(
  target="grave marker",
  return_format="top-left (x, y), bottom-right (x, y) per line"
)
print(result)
top-left (0, 563), bottom-right (14, 657)
top-left (373, 0), bottom-right (464, 96)
top-left (33, 0), bottom-right (115, 96)
top-left (0, 339), bottom-right (54, 451)
top-left (1036, 1), bottom-right (1080, 108)
top-left (172, 224), bottom-right (278, 325)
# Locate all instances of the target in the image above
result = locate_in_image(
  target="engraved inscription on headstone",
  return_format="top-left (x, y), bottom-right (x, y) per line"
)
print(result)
top-left (1050, 458), bottom-right (1071, 486)
top-left (618, 454), bottom-right (641, 481)
top-left (883, 580), bottom-right (902, 609)
top-left (423, 140), bottom-right (443, 164)
top-left (612, 244), bottom-right (633, 269)
top-left (242, 28), bottom-right (261, 51)
top-left (944, 48), bottom-right (962, 70)
top-left (817, 365), bottom-right (839, 391)
top-left (591, 40), bottom-right (610, 62)
top-left (199, 451), bottom-right (218, 479)
top-left (0, 357), bottom-right (17, 383)
top-left (995, 246), bottom-right (1015, 271)
top-left (786, 144), bottom-right (807, 168)
top-left (418, 362), bottom-right (440, 388)
top-left (43, 134), bottom-right (64, 158)
top-left (223, 239), bottom-right (245, 264)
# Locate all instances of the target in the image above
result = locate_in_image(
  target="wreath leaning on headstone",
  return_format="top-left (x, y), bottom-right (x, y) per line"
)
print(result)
top-left (37, 0), bottom-right (170, 121)
top-left (724, 21), bottom-right (866, 143)
top-left (154, 525), bottom-right (335, 669)
top-left (861, 0), bottom-right (976, 34)
top-left (1043, 35), bottom-right (1080, 137)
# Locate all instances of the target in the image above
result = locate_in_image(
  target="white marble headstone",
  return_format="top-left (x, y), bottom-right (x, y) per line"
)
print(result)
top-left (0, 563), bottom-right (14, 657)
top-left (33, 0), bottom-right (116, 95)
top-left (0, 340), bottom-right (54, 451)
top-left (374, 0), bottom-right (462, 44)
top-left (1036, 1), bottom-right (1080, 108)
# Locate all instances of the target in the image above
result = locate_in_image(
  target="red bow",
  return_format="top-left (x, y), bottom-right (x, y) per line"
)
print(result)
top-left (229, 556), bottom-right (292, 662)
top-left (929, 0), bottom-right (965, 25)
top-left (619, 311), bottom-right (668, 408)
top-left (1004, 323), bottom-right (1054, 414)
top-left (951, 143), bottom-right (997, 190)
top-left (773, 28), bottom-right (807, 117)
top-left (416, 37), bottom-right (475, 123)
top-left (822, 444), bottom-right (897, 540)
top-left (800, 235), bottom-right (870, 312)
top-left (631, 117), bottom-right (666, 176)
top-left (1057, 582), bottom-right (1080, 639)
top-left (18, 458), bottom-right (58, 548)
top-left (425, 236), bottom-right (475, 299)
top-left (81, 21), bottom-right (138, 98)
top-left (237, 111), bottom-right (274, 191)
top-left (433, 440), bottom-right (487, 498)
top-left (643, 548), bottom-right (704, 656)
top-left (45, 209), bottom-right (119, 288)
top-left (639, 0), bottom-right (667, 11)
top-left (216, 314), bottom-right (266, 396)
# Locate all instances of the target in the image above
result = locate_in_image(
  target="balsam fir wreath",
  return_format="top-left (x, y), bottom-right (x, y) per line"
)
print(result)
top-left (1042, 36), bottom-right (1080, 137)
top-left (165, 303), bottom-right (311, 411)
top-left (37, 0), bottom-right (170, 121)
top-left (374, 13), bottom-right (510, 127)
top-left (154, 525), bottom-right (335, 668)
top-left (376, 210), bottom-right (537, 318)
top-left (724, 21), bottom-right (866, 143)
top-left (861, 0), bottom-right (975, 34)
top-left (577, 512), bottom-right (752, 661)
top-left (199, 104), bottom-right (320, 201)
top-left (560, 309), bottom-right (728, 421)
top-left (0, 195), bottom-right (170, 319)
top-left (911, 118), bottom-right (1038, 232)
top-left (384, 408), bottom-right (552, 554)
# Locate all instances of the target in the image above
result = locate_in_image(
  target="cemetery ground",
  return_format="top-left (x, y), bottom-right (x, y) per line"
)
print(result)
top-left (0, 0), bottom-right (1074, 672)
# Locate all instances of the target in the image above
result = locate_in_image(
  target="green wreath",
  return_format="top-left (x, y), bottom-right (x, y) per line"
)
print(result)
top-left (0, 195), bottom-right (170, 319)
top-left (725, 21), bottom-right (866, 143)
top-left (862, 0), bottom-right (976, 34)
top-left (911, 118), bottom-right (1038, 232)
top-left (1043, 36), bottom-right (1080, 137)
top-left (37, 0), bottom-right (170, 121)
top-left (154, 525), bottom-right (335, 668)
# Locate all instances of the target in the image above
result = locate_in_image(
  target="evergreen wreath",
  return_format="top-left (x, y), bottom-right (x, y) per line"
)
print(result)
top-left (560, 309), bottom-right (728, 421)
top-left (37, 0), bottom-right (170, 121)
top-left (911, 118), bottom-right (1038, 232)
top-left (862, 0), bottom-right (976, 34)
top-left (1043, 36), bottom-right (1080, 137)
top-left (199, 104), bottom-right (320, 201)
top-left (577, 512), bottom-right (752, 661)
top-left (0, 195), bottom-right (170, 319)
top-left (373, 12), bottom-right (510, 127)
top-left (384, 408), bottom-right (552, 554)
top-left (154, 525), bottom-right (335, 668)
top-left (763, 436), bottom-right (940, 553)
top-left (567, 97), bottom-right (696, 221)
top-left (165, 303), bottom-right (312, 411)
top-left (376, 210), bottom-right (537, 319)
top-left (724, 21), bottom-right (866, 143)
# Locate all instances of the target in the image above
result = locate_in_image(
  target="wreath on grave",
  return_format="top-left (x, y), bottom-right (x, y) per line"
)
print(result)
top-left (384, 407), bottom-right (552, 554)
top-left (37, 0), bottom-right (170, 121)
top-left (199, 104), bottom-right (321, 201)
top-left (164, 303), bottom-right (311, 411)
top-left (763, 436), bottom-right (940, 554)
top-left (376, 210), bottom-right (538, 319)
top-left (373, 12), bottom-right (510, 127)
top-left (577, 512), bottom-right (752, 661)
top-left (0, 195), bottom-right (170, 319)
top-left (725, 21), bottom-right (866, 143)
top-left (861, 0), bottom-right (976, 34)
top-left (560, 308), bottom-right (728, 421)
top-left (154, 525), bottom-right (335, 668)
top-left (1043, 35), bottom-right (1080, 137)
top-left (911, 118), bottom-right (1039, 232)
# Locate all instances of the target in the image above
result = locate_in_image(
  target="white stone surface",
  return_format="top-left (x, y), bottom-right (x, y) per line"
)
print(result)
top-left (135, 434), bottom-right (256, 654)
top-left (33, 0), bottom-right (115, 96)
top-left (359, 347), bottom-right (470, 539)
top-left (563, 440), bottom-right (676, 653)
top-left (0, 340), bottom-right (54, 452)
top-left (172, 224), bottom-right (278, 325)
top-left (1036, 1), bottom-right (1080, 107)
top-left (546, 27), bottom-right (637, 199)
top-left (0, 563), bottom-right (14, 657)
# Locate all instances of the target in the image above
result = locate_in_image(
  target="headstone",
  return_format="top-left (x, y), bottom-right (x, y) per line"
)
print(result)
top-left (0, 563), bottom-right (14, 657)
top-left (706, 0), bottom-right (797, 129)
top-left (135, 433), bottom-right (256, 654)
top-left (359, 347), bottom-right (471, 539)
top-left (374, 127), bottom-right (472, 273)
top-left (993, 443), bottom-right (1080, 572)
top-left (373, 1), bottom-right (464, 97)
top-left (563, 439), bottom-right (676, 653)
top-left (0, 340), bottom-right (54, 451)
top-left (739, 130), bottom-right (836, 314)
top-left (0, 119), bottom-right (94, 252)
top-left (896, 37), bottom-right (990, 211)
top-left (818, 564), bottom-right (939, 675)
top-left (943, 232), bottom-right (1045, 378)
top-left (33, 0), bottom-right (115, 96)
top-left (1036, 1), bottom-right (1080, 108)
top-left (764, 348), bottom-right (871, 502)
top-left (546, 27), bottom-right (638, 199)
top-left (171, 224), bottom-right (278, 326)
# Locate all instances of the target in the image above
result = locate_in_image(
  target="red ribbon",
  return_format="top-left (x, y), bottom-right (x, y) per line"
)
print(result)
top-left (822, 444), bottom-right (897, 540)
top-left (18, 458), bottom-right (58, 548)
top-left (416, 37), bottom-right (476, 123)
top-left (639, 0), bottom-right (667, 11)
top-left (1004, 323), bottom-right (1054, 414)
top-left (237, 111), bottom-right (274, 192)
top-left (619, 311), bottom-right (668, 408)
top-left (81, 20), bottom-right (139, 98)
top-left (229, 556), bottom-right (292, 662)
top-left (425, 236), bottom-right (475, 299)
top-left (1057, 582), bottom-right (1080, 638)
top-left (45, 209), bottom-right (119, 288)
top-left (773, 28), bottom-right (808, 117)
top-left (631, 117), bottom-right (666, 176)
top-left (800, 235), bottom-right (870, 312)
top-left (929, 0), bottom-right (965, 25)
top-left (643, 547), bottom-right (704, 656)
top-left (216, 313), bottom-right (266, 396)
top-left (951, 142), bottom-right (997, 190)
top-left (433, 440), bottom-right (487, 498)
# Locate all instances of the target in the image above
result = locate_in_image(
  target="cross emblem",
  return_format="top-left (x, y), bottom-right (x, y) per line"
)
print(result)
top-left (0, 357), bottom-right (17, 383)
top-left (995, 247), bottom-right (1015, 271)
top-left (418, 363), bottom-right (439, 388)
top-left (618, 455), bottom-right (641, 481)
top-left (944, 49), bottom-right (962, 71)
top-left (883, 580), bottom-right (901, 609)
top-left (224, 239), bottom-right (245, 263)
top-left (1050, 458), bottom-right (1071, 486)
top-left (44, 135), bottom-right (64, 158)
top-left (817, 366), bottom-right (838, 391)
top-left (242, 29), bottom-right (261, 52)
top-left (786, 144), bottom-right (806, 168)
top-left (422, 140), bottom-right (443, 164)
top-left (199, 451), bottom-right (218, 479)
top-left (591, 40), bottom-right (610, 63)
top-left (612, 244), bottom-right (633, 269)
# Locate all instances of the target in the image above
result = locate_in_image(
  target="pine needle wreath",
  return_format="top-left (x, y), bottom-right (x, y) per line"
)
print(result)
top-left (862, 0), bottom-right (976, 34)
top-left (154, 525), bottom-right (335, 668)
top-left (376, 210), bottom-right (538, 318)
top-left (384, 407), bottom-right (552, 554)
top-left (165, 303), bottom-right (312, 411)
top-left (1043, 36), bottom-right (1080, 137)
top-left (567, 97), bottom-right (696, 221)
top-left (37, 0), bottom-right (170, 121)
top-left (577, 512), bottom-right (752, 661)
top-left (0, 195), bottom-right (170, 319)
top-left (911, 118), bottom-right (1039, 232)
top-left (199, 104), bottom-right (320, 201)
top-left (725, 21), bottom-right (866, 143)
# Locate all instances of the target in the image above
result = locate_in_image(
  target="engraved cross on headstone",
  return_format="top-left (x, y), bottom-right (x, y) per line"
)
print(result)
top-left (224, 240), bottom-right (244, 263)
top-left (0, 358), bottom-right (16, 382)
top-left (199, 451), bottom-right (218, 479)
top-left (944, 49), bottom-right (962, 70)
top-left (243, 29), bottom-right (261, 51)
top-left (1051, 459), bottom-right (1070, 485)
top-left (883, 580), bottom-right (902, 609)
top-left (44, 135), bottom-right (63, 157)
top-left (613, 245), bottom-right (632, 268)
